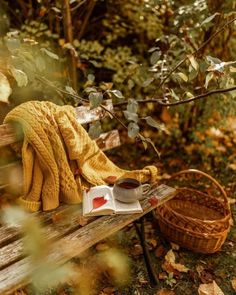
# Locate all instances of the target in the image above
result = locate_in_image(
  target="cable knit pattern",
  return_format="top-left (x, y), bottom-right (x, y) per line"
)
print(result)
top-left (4, 101), bottom-right (159, 212)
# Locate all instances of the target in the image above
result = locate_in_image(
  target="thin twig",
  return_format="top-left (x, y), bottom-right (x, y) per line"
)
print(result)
top-left (62, 0), bottom-right (78, 90)
top-left (158, 16), bottom-right (236, 88)
top-left (157, 86), bottom-right (236, 106)
top-left (100, 105), bottom-right (128, 130)
top-left (114, 86), bottom-right (236, 107)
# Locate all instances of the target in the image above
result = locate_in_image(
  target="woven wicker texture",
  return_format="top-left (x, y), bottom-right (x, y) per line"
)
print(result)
top-left (156, 169), bottom-right (231, 254)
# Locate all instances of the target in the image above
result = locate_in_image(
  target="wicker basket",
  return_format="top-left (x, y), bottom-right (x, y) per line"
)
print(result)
top-left (156, 169), bottom-right (231, 254)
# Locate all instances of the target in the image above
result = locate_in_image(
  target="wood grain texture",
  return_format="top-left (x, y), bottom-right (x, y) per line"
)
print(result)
top-left (0, 193), bottom-right (175, 294)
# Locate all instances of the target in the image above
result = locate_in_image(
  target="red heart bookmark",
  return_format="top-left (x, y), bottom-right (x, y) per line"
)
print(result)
top-left (93, 196), bottom-right (107, 209)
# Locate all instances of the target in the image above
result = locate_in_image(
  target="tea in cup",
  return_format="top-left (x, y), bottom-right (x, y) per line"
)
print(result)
top-left (113, 178), bottom-right (151, 203)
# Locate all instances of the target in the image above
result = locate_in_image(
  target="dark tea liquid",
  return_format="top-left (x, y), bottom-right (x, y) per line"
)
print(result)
top-left (118, 181), bottom-right (139, 189)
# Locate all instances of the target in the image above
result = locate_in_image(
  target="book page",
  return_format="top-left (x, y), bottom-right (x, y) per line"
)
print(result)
top-left (83, 185), bottom-right (115, 216)
top-left (114, 199), bottom-right (143, 214)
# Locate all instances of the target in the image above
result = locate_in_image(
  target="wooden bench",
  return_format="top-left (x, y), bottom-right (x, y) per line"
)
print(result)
top-left (0, 101), bottom-right (165, 294)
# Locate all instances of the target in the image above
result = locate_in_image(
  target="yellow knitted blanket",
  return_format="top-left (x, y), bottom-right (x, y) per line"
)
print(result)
top-left (4, 101), bottom-right (158, 212)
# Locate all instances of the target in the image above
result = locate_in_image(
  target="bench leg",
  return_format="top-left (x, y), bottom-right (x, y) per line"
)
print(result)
top-left (134, 216), bottom-right (158, 287)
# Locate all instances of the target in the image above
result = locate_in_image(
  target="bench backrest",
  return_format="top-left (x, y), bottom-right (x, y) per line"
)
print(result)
top-left (0, 100), bottom-right (120, 189)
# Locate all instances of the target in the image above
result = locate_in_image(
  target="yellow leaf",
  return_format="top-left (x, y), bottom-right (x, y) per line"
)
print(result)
top-left (165, 250), bottom-right (189, 273)
top-left (177, 72), bottom-right (188, 82)
top-left (188, 54), bottom-right (199, 71)
top-left (198, 281), bottom-right (224, 295)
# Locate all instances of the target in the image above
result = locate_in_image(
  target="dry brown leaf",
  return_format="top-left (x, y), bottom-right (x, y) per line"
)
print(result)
top-left (170, 243), bottom-right (180, 250)
top-left (158, 272), bottom-right (168, 280)
top-left (198, 280), bottom-right (224, 295)
top-left (228, 163), bottom-right (236, 171)
top-left (155, 245), bottom-right (166, 258)
top-left (156, 289), bottom-right (175, 295)
top-left (165, 250), bottom-right (189, 273)
top-left (231, 277), bottom-right (236, 291)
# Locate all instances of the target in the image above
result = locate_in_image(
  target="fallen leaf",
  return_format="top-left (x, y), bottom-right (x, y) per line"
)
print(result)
top-left (155, 245), bottom-right (166, 258)
top-left (231, 277), bottom-right (236, 291)
top-left (165, 250), bottom-right (189, 273)
top-left (148, 196), bottom-right (158, 206)
top-left (93, 196), bottom-right (107, 209)
top-left (170, 243), bottom-right (180, 250)
top-left (228, 163), bottom-right (236, 171)
top-left (133, 244), bottom-right (143, 256)
top-left (77, 216), bottom-right (89, 227)
top-left (198, 280), bottom-right (224, 295)
top-left (158, 272), bottom-right (168, 280)
top-left (156, 289), bottom-right (175, 295)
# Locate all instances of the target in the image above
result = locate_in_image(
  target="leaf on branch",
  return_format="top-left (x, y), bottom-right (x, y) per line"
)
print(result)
top-left (84, 87), bottom-right (97, 93)
top-left (205, 72), bottom-right (214, 89)
top-left (150, 51), bottom-right (160, 65)
top-left (127, 98), bottom-right (138, 113)
top-left (65, 86), bottom-right (77, 96)
top-left (170, 89), bottom-right (179, 101)
top-left (145, 116), bottom-right (168, 133)
top-left (177, 72), bottom-right (188, 82)
top-left (188, 55), bottom-right (199, 71)
top-left (201, 13), bottom-right (220, 26)
top-left (89, 91), bottom-right (103, 109)
top-left (110, 89), bottom-right (124, 99)
top-left (51, 7), bottom-right (61, 13)
top-left (0, 72), bottom-right (12, 103)
top-left (206, 56), bottom-right (222, 65)
top-left (123, 110), bottom-right (138, 123)
top-left (185, 92), bottom-right (194, 98)
top-left (207, 61), bottom-right (236, 72)
top-left (88, 121), bottom-right (102, 139)
top-left (41, 48), bottom-right (59, 60)
top-left (139, 134), bottom-right (160, 157)
top-left (10, 67), bottom-right (28, 87)
top-left (128, 122), bottom-right (139, 138)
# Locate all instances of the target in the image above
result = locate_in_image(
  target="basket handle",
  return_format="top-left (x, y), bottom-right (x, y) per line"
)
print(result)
top-left (169, 169), bottom-right (229, 207)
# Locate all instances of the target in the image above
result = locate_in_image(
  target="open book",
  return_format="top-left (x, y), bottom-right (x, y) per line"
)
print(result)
top-left (82, 183), bottom-right (176, 217)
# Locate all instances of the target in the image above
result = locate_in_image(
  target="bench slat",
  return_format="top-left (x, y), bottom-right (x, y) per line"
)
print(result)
top-left (0, 100), bottom-right (113, 148)
top-left (0, 206), bottom-right (84, 269)
top-left (0, 194), bottom-right (175, 294)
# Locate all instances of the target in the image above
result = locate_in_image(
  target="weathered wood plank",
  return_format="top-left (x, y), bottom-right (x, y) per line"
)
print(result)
top-left (0, 100), bottom-right (113, 148)
top-left (0, 206), bottom-right (84, 269)
top-left (0, 193), bottom-right (175, 294)
top-left (75, 99), bottom-right (113, 124)
top-left (95, 130), bottom-right (121, 151)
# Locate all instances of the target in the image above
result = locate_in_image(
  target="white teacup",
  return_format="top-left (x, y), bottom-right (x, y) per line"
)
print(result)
top-left (113, 178), bottom-right (151, 203)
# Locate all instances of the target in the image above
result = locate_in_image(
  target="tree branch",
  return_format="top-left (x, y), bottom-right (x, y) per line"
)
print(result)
top-left (157, 86), bottom-right (236, 106)
top-left (62, 0), bottom-right (78, 91)
top-left (114, 86), bottom-right (236, 107)
top-left (158, 16), bottom-right (236, 88)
